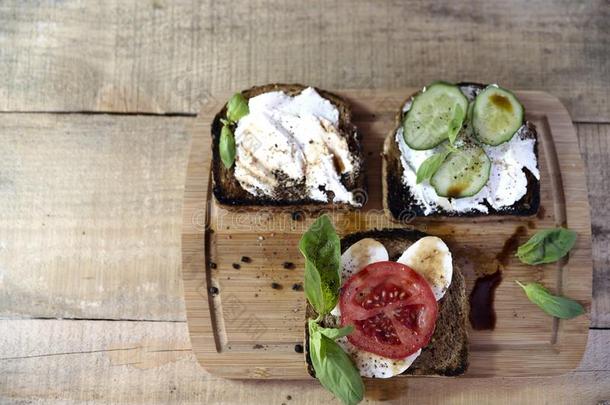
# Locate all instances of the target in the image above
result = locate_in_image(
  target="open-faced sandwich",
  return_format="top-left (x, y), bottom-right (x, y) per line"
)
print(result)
top-left (211, 84), bottom-right (365, 209)
top-left (383, 82), bottom-right (540, 219)
top-left (300, 216), bottom-right (468, 404)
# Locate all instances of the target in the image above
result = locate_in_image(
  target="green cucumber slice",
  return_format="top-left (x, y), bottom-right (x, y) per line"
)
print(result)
top-left (472, 86), bottom-right (524, 146)
top-left (430, 144), bottom-right (491, 198)
top-left (403, 82), bottom-right (469, 150)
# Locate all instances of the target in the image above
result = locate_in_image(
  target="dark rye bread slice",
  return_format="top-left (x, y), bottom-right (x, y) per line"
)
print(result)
top-left (305, 228), bottom-right (469, 378)
top-left (382, 82), bottom-right (540, 219)
top-left (211, 84), bottom-right (366, 211)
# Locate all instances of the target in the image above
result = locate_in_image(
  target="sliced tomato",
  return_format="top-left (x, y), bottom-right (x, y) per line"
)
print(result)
top-left (339, 261), bottom-right (438, 359)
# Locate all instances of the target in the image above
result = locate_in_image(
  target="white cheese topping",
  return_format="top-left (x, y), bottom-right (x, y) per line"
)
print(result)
top-left (233, 87), bottom-right (358, 205)
top-left (396, 85), bottom-right (540, 215)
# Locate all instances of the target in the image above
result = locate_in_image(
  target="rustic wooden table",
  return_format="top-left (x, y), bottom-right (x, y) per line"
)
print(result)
top-left (1, 1), bottom-right (608, 404)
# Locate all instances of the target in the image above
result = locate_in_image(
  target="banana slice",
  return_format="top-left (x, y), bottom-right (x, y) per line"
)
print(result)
top-left (397, 236), bottom-right (453, 300)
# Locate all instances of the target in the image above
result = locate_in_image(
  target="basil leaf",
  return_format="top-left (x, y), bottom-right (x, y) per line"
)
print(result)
top-left (516, 281), bottom-right (585, 319)
top-left (448, 102), bottom-right (465, 145)
top-left (219, 124), bottom-right (236, 169)
top-left (416, 149), bottom-right (451, 184)
top-left (226, 93), bottom-right (249, 123)
top-left (309, 324), bottom-right (364, 405)
top-left (303, 259), bottom-right (326, 316)
top-left (299, 215), bottom-right (341, 315)
top-left (516, 228), bottom-right (577, 265)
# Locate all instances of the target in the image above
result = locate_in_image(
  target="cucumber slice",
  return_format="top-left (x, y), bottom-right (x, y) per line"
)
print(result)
top-left (472, 86), bottom-right (524, 146)
top-left (430, 144), bottom-right (491, 198)
top-left (403, 82), bottom-right (469, 150)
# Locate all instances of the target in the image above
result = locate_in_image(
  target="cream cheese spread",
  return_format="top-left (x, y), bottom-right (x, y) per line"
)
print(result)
top-left (234, 87), bottom-right (358, 205)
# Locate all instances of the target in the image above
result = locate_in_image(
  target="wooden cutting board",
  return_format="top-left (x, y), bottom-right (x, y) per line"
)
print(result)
top-left (181, 89), bottom-right (592, 379)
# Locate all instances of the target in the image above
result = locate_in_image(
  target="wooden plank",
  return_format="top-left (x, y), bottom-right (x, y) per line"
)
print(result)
top-left (0, 1), bottom-right (609, 121)
top-left (0, 114), bottom-right (191, 321)
top-left (577, 124), bottom-right (610, 328)
top-left (0, 320), bottom-right (608, 404)
top-left (182, 90), bottom-right (592, 378)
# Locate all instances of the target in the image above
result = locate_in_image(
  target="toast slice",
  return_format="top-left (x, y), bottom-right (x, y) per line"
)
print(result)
top-left (383, 82), bottom-right (540, 219)
top-left (305, 228), bottom-right (469, 378)
top-left (211, 84), bottom-right (366, 211)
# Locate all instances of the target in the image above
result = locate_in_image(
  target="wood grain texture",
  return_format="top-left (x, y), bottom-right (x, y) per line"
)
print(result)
top-left (0, 0), bottom-right (609, 121)
top-left (0, 319), bottom-right (608, 405)
top-left (577, 124), bottom-right (610, 328)
top-left (183, 89), bottom-right (592, 379)
top-left (0, 114), bottom-right (190, 321)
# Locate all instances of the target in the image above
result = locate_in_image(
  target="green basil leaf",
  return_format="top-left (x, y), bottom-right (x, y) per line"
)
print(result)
top-left (226, 93), bottom-right (249, 123)
top-left (309, 324), bottom-right (364, 405)
top-left (448, 102), bottom-right (465, 145)
top-left (299, 215), bottom-right (341, 315)
top-left (303, 259), bottom-right (326, 316)
top-left (516, 281), bottom-right (585, 319)
top-left (219, 124), bottom-right (236, 169)
top-left (516, 228), bottom-right (577, 265)
top-left (416, 149), bottom-right (451, 184)
top-left (318, 324), bottom-right (354, 340)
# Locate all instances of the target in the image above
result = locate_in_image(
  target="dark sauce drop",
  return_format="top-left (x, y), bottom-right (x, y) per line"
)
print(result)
top-left (536, 205), bottom-right (546, 220)
top-left (496, 226), bottom-right (527, 266)
top-left (446, 183), bottom-right (466, 198)
top-left (490, 94), bottom-right (513, 112)
top-left (469, 270), bottom-right (502, 330)
top-left (467, 226), bottom-right (527, 330)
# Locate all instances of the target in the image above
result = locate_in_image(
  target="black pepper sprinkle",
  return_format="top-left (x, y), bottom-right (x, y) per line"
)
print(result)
top-left (283, 262), bottom-right (295, 270)
top-left (208, 286), bottom-right (219, 295)
top-left (241, 256), bottom-right (252, 263)
top-left (232, 263), bottom-right (241, 269)
top-left (271, 282), bottom-right (282, 290)
top-left (287, 395), bottom-right (292, 401)
top-left (209, 261), bottom-right (217, 269)
top-left (291, 283), bottom-right (303, 291)
top-left (291, 211), bottom-right (304, 222)
top-left (294, 344), bottom-right (304, 353)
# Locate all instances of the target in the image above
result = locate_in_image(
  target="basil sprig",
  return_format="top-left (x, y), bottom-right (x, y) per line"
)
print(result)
top-left (299, 215), bottom-right (341, 315)
top-left (309, 321), bottom-right (364, 405)
top-left (299, 215), bottom-right (364, 405)
top-left (516, 281), bottom-right (585, 319)
top-left (219, 93), bottom-right (249, 169)
top-left (516, 227), bottom-right (577, 265)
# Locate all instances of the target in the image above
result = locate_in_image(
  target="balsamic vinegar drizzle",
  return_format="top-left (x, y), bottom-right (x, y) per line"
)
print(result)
top-left (467, 226), bottom-right (527, 330)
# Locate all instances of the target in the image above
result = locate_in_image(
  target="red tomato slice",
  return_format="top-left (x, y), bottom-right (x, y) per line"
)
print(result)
top-left (339, 261), bottom-right (438, 359)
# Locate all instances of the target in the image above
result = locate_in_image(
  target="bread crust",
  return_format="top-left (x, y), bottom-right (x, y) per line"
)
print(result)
top-left (211, 84), bottom-right (366, 211)
top-left (382, 82), bottom-right (540, 220)
top-left (305, 228), bottom-right (469, 378)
